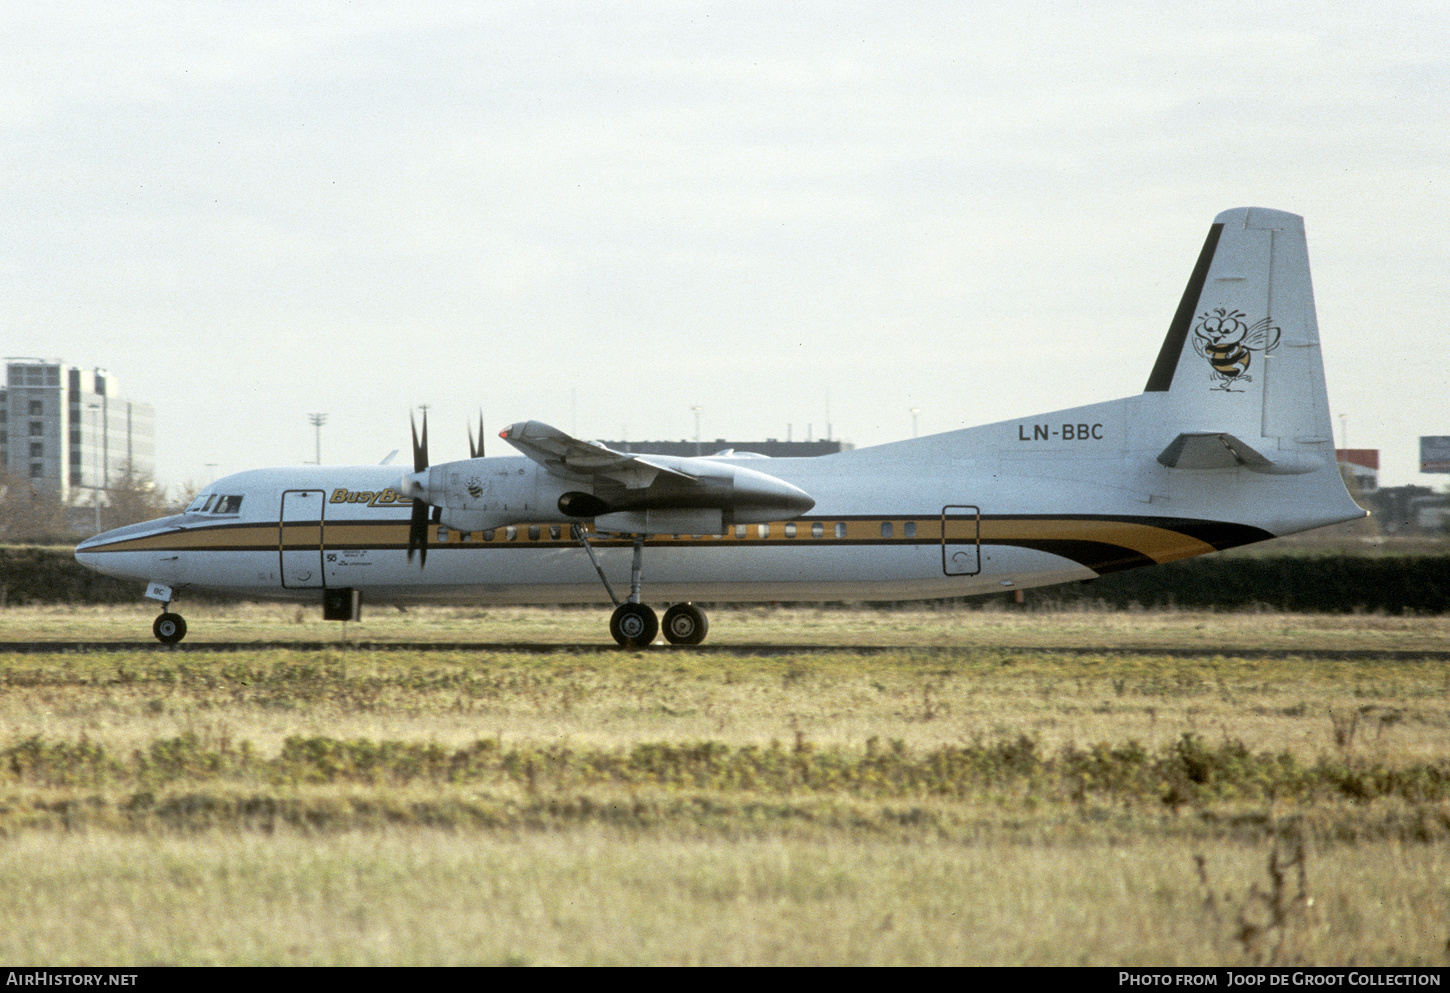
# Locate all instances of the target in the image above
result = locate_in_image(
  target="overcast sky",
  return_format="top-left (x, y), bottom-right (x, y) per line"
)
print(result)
top-left (4, 1), bottom-right (1446, 492)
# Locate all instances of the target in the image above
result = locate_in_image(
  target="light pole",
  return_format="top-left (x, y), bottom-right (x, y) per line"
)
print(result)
top-left (692, 405), bottom-right (703, 456)
top-left (88, 403), bottom-right (102, 533)
top-left (308, 413), bottom-right (328, 464)
top-left (910, 407), bottom-right (921, 438)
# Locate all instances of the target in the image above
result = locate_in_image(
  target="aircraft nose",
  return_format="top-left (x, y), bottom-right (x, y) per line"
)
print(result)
top-left (74, 532), bottom-right (104, 561)
top-left (73, 515), bottom-right (188, 577)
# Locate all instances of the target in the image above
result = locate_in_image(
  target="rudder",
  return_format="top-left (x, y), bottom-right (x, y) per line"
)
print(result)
top-left (1145, 208), bottom-right (1335, 473)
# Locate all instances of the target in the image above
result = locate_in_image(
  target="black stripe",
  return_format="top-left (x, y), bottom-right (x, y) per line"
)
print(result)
top-left (986, 514), bottom-right (1274, 551)
top-left (1138, 518), bottom-right (1275, 551)
top-left (1144, 222), bottom-right (1223, 392)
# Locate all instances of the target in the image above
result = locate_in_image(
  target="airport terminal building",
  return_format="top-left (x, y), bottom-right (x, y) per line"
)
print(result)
top-left (0, 358), bottom-right (155, 506)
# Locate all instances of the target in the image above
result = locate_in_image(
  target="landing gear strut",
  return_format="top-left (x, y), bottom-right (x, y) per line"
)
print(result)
top-left (573, 526), bottom-right (709, 647)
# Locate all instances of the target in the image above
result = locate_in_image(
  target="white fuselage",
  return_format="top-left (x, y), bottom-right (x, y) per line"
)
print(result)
top-left (72, 392), bottom-right (1357, 608)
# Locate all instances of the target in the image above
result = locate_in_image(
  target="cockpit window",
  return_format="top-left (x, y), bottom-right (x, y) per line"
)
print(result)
top-left (188, 493), bottom-right (242, 514)
top-left (212, 495), bottom-right (244, 515)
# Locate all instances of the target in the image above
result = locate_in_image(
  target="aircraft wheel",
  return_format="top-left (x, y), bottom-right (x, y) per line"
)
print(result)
top-left (609, 603), bottom-right (658, 648)
top-left (153, 612), bottom-right (188, 645)
top-left (661, 603), bottom-right (709, 645)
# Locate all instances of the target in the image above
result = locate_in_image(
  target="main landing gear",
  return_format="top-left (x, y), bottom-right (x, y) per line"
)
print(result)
top-left (573, 526), bottom-right (709, 648)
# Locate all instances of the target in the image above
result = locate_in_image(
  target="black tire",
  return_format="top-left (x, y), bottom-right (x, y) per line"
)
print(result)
top-left (661, 603), bottom-right (709, 645)
top-left (153, 612), bottom-right (187, 645)
top-left (609, 602), bottom-right (658, 648)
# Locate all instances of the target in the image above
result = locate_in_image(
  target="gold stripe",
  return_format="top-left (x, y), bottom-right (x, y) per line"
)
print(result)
top-left (982, 519), bottom-right (1214, 563)
top-left (83, 515), bottom-right (1212, 562)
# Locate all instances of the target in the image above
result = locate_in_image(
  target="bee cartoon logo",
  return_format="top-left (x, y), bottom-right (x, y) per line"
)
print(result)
top-left (1191, 307), bottom-right (1280, 392)
top-left (466, 477), bottom-right (484, 499)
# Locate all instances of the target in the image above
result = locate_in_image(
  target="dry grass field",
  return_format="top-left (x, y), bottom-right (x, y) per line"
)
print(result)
top-left (0, 603), bottom-right (1447, 965)
top-left (6, 599), bottom-right (1450, 652)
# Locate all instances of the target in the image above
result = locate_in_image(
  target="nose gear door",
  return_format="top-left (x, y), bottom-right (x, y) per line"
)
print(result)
top-left (280, 489), bottom-right (326, 588)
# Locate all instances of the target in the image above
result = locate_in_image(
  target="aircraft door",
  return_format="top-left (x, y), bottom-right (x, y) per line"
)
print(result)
top-left (280, 489), bottom-right (326, 588)
top-left (941, 505), bottom-right (981, 576)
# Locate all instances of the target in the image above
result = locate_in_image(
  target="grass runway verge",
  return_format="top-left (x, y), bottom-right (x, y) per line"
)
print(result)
top-left (0, 605), bottom-right (1447, 965)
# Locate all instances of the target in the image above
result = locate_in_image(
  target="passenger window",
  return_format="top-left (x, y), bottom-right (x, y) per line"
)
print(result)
top-left (904, 521), bottom-right (917, 538)
top-left (528, 525), bottom-right (540, 541)
top-left (758, 524), bottom-right (770, 539)
top-left (881, 521), bottom-right (893, 538)
top-left (482, 529), bottom-right (495, 541)
top-left (784, 522), bottom-right (796, 538)
top-left (505, 526), bottom-right (517, 541)
top-left (437, 526), bottom-right (449, 542)
top-left (550, 525), bottom-right (561, 540)
top-left (811, 522), bottom-right (824, 538)
top-left (834, 522), bottom-right (846, 538)
top-left (735, 525), bottom-right (748, 539)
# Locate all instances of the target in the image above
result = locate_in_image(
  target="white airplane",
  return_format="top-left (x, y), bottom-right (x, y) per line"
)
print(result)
top-left (75, 208), bottom-right (1363, 646)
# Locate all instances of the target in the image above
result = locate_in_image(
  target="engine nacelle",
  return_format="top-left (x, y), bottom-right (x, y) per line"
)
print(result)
top-left (403, 452), bottom-right (815, 536)
top-left (402, 457), bottom-right (553, 533)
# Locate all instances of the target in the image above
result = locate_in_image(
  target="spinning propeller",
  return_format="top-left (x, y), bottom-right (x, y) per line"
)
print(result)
top-left (406, 412), bottom-right (431, 567)
top-left (404, 410), bottom-right (486, 568)
top-left (468, 411), bottom-right (485, 459)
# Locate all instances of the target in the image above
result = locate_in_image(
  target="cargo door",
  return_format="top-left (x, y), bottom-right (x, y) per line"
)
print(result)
top-left (941, 505), bottom-right (981, 576)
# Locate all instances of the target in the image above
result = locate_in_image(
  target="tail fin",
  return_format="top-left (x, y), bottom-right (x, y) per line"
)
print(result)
top-left (1147, 208), bottom-right (1334, 475)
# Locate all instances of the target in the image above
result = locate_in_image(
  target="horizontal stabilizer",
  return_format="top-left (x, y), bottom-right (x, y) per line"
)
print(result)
top-left (1156, 432), bottom-right (1321, 475)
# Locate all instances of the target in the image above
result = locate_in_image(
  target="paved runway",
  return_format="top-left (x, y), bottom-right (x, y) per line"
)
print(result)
top-left (0, 641), bottom-right (1445, 661)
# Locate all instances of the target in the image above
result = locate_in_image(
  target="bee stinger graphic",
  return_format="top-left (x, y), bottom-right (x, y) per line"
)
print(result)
top-left (1192, 307), bottom-right (1281, 391)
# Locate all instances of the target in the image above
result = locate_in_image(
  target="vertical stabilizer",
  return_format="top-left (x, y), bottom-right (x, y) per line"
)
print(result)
top-left (1146, 208), bottom-right (1335, 473)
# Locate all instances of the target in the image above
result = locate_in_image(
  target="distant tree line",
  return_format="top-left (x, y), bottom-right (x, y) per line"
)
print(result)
top-left (3, 544), bottom-right (1449, 614)
top-left (1020, 554), bottom-right (1450, 615)
top-left (0, 465), bottom-right (187, 545)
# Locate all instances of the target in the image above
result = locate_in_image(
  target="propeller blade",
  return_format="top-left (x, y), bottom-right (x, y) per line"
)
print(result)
top-left (406, 496), bottom-right (429, 568)
top-left (408, 409), bottom-right (431, 567)
top-left (411, 411), bottom-right (429, 474)
top-left (469, 410), bottom-right (485, 459)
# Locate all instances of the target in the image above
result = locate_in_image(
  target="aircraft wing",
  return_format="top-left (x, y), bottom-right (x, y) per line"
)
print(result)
top-left (498, 420), bottom-right (699, 489)
top-left (498, 419), bottom-right (814, 532)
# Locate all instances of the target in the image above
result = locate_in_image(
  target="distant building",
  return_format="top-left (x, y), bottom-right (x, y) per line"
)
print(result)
top-left (1420, 436), bottom-right (1450, 474)
top-left (1336, 448), bottom-right (1379, 493)
top-left (0, 359), bottom-right (155, 504)
top-left (599, 437), bottom-right (851, 458)
top-left (1365, 485), bottom-right (1448, 535)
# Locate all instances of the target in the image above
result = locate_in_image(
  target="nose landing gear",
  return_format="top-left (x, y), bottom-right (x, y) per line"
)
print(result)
top-left (153, 610), bottom-right (187, 644)
top-left (143, 582), bottom-right (188, 644)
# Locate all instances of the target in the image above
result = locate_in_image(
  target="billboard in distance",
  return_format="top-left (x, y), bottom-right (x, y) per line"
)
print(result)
top-left (1420, 436), bottom-right (1450, 473)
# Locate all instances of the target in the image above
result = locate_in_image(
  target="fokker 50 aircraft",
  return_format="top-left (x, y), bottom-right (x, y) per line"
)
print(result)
top-left (76, 208), bottom-right (1363, 646)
